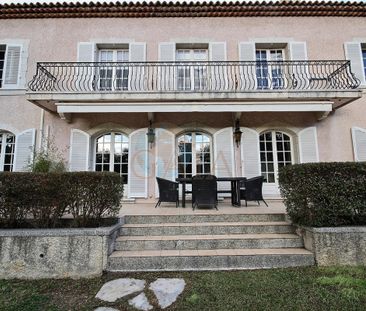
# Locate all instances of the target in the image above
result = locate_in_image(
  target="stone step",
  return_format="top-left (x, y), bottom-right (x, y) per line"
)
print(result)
top-left (120, 221), bottom-right (295, 236)
top-left (115, 233), bottom-right (304, 251)
top-left (124, 213), bottom-right (286, 224)
top-left (107, 248), bottom-right (315, 271)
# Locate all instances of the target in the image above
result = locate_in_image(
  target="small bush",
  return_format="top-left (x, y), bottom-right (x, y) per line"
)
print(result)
top-left (0, 172), bottom-right (123, 229)
top-left (278, 162), bottom-right (366, 227)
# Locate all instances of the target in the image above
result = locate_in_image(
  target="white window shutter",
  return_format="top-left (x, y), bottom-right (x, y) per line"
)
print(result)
top-left (345, 42), bottom-right (365, 85)
top-left (128, 128), bottom-right (148, 198)
top-left (241, 127), bottom-right (260, 178)
top-left (298, 127), bottom-right (319, 163)
top-left (158, 42), bottom-right (175, 91)
top-left (209, 42), bottom-right (227, 61)
top-left (129, 43), bottom-right (146, 62)
top-left (77, 42), bottom-right (96, 62)
top-left (159, 42), bottom-right (175, 61)
top-left (155, 128), bottom-right (176, 197)
top-left (289, 42), bottom-right (308, 60)
top-left (351, 127), bottom-right (366, 161)
top-left (214, 127), bottom-right (235, 195)
top-left (69, 129), bottom-right (90, 171)
top-left (13, 128), bottom-right (36, 172)
top-left (3, 45), bottom-right (22, 88)
top-left (239, 42), bottom-right (256, 61)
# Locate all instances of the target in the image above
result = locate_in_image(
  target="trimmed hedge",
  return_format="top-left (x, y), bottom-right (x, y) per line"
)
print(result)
top-left (0, 172), bottom-right (123, 229)
top-left (278, 162), bottom-right (366, 227)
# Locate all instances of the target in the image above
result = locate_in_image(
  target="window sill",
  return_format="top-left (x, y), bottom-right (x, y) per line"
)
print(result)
top-left (0, 88), bottom-right (27, 96)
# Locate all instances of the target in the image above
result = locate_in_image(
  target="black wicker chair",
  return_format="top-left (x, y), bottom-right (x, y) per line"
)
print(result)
top-left (155, 177), bottom-right (179, 208)
top-left (192, 174), bottom-right (218, 210)
top-left (240, 176), bottom-right (268, 207)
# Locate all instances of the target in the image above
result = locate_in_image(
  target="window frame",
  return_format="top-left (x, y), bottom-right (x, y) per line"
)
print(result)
top-left (93, 131), bottom-right (129, 184)
top-left (177, 131), bottom-right (213, 178)
top-left (259, 130), bottom-right (294, 184)
top-left (98, 48), bottom-right (130, 91)
top-left (0, 131), bottom-right (16, 172)
top-left (175, 48), bottom-right (208, 91)
top-left (255, 48), bottom-right (285, 90)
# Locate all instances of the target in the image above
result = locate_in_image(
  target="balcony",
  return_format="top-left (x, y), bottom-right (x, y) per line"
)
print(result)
top-left (27, 60), bottom-right (361, 115)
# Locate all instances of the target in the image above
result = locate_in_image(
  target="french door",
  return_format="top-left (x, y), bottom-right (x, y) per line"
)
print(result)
top-left (0, 132), bottom-right (15, 172)
top-left (256, 49), bottom-right (284, 90)
top-left (98, 49), bottom-right (129, 91)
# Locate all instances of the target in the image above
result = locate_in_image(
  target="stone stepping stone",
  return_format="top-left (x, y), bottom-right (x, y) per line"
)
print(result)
top-left (128, 293), bottom-right (153, 311)
top-left (95, 278), bottom-right (146, 303)
top-left (149, 278), bottom-right (186, 309)
top-left (94, 308), bottom-right (120, 311)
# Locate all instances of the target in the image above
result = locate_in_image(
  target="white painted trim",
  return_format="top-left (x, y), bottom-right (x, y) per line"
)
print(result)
top-left (0, 123), bottom-right (19, 135)
top-left (57, 103), bottom-right (333, 114)
top-left (129, 42), bottom-right (147, 62)
top-left (13, 128), bottom-right (36, 171)
top-left (77, 42), bottom-right (96, 62)
top-left (127, 128), bottom-right (148, 198)
top-left (158, 42), bottom-right (176, 61)
top-left (209, 42), bottom-right (227, 61)
top-left (238, 41), bottom-right (256, 61)
top-left (2, 44), bottom-right (23, 89)
top-left (69, 129), bottom-right (90, 171)
top-left (351, 126), bottom-right (366, 161)
top-left (298, 126), bottom-right (320, 163)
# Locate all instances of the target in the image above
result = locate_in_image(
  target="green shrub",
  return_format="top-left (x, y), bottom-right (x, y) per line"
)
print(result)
top-left (278, 162), bottom-right (366, 227)
top-left (0, 172), bottom-right (123, 229)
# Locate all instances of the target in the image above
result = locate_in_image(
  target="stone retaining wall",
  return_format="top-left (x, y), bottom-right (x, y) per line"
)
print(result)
top-left (0, 220), bottom-right (122, 279)
top-left (297, 226), bottom-right (366, 266)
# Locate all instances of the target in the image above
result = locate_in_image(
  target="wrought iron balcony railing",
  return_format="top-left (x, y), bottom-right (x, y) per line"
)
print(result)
top-left (28, 60), bottom-right (360, 93)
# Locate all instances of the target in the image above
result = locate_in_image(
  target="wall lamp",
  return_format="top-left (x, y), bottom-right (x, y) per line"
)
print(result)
top-left (233, 119), bottom-right (242, 147)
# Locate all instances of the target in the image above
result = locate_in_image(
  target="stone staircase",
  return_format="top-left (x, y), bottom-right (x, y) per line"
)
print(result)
top-left (107, 213), bottom-right (314, 271)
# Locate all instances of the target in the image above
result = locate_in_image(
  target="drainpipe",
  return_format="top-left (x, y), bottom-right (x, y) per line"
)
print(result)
top-left (38, 109), bottom-right (45, 150)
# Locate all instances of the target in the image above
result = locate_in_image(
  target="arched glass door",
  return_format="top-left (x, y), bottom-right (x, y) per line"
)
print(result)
top-left (95, 132), bottom-right (129, 183)
top-left (260, 131), bottom-right (293, 184)
top-left (177, 132), bottom-right (212, 178)
top-left (0, 131), bottom-right (15, 172)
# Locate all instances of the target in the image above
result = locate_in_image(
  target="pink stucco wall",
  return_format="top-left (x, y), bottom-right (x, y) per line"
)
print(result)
top-left (0, 15), bottom-right (366, 169)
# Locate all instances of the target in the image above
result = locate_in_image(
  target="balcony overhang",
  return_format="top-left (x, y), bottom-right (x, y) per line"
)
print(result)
top-left (26, 89), bottom-right (361, 114)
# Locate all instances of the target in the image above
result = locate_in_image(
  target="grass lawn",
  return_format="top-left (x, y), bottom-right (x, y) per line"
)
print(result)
top-left (1, 266), bottom-right (366, 311)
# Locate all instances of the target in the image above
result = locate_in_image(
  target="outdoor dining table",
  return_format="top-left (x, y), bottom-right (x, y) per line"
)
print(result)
top-left (176, 177), bottom-right (246, 208)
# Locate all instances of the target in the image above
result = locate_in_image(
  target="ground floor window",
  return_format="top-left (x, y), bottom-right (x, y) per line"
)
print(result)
top-left (177, 132), bottom-right (211, 178)
top-left (95, 132), bottom-right (128, 183)
top-left (0, 131), bottom-right (15, 172)
top-left (260, 130), bottom-right (292, 183)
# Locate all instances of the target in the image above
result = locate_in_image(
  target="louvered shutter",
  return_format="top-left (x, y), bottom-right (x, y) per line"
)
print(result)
top-left (241, 127), bottom-right (260, 178)
top-left (214, 127), bottom-right (235, 196)
top-left (238, 42), bottom-right (256, 90)
top-left (155, 128), bottom-right (176, 197)
top-left (345, 42), bottom-right (365, 85)
top-left (351, 127), bottom-right (366, 161)
top-left (298, 127), bottom-right (319, 163)
top-left (128, 128), bottom-right (148, 198)
top-left (3, 45), bottom-right (22, 88)
top-left (158, 42), bottom-right (175, 90)
top-left (13, 129), bottom-right (36, 171)
top-left (209, 42), bottom-right (227, 91)
top-left (69, 129), bottom-right (90, 171)
top-left (77, 42), bottom-right (96, 91)
top-left (129, 43), bottom-right (146, 92)
top-left (289, 42), bottom-right (309, 89)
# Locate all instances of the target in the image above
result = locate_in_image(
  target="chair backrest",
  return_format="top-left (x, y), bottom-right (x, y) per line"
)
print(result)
top-left (156, 177), bottom-right (177, 201)
top-left (192, 174), bottom-right (217, 206)
top-left (244, 176), bottom-right (264, 201)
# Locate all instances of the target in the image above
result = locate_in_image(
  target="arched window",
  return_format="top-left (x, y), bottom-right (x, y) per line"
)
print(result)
top-left (177, 132), bottom-right (212, 178)
top-left (0, 131), bottom-right (16, 172)
top-left (95, 132), bottom-right (129, 183)
top-left (260, 131), bottom-right (293, 183)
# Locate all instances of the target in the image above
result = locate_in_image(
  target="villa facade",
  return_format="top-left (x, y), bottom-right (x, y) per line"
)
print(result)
top-left (0, 0), bottom-right (366, 200)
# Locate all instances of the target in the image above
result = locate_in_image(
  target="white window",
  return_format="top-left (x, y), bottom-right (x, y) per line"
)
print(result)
top-left (176, 49), bottom-right (208, 91)
top-left (177, 132), bottom-right (211, 178)
top-left (98, 49), bottom-right (129, 91)
top-left (260, 131), bottom-right (293, 183)
top-left (256, 49), bottom-right (284, 90)
top-left (0, 132), bottom-right (16, 172)
top-left (95, 132), bottom-right (129, 184)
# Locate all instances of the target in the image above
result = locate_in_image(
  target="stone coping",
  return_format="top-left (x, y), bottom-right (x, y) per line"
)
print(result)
top-left (0, 220), bottom-right (123, 237)
top-left (299, 226), bottom-right (366, 233)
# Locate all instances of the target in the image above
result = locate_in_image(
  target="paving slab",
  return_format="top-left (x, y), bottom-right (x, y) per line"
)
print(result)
top-left (95, 278), bottom-right (146, 302)
top-left (128, 293), bottom-right (153, 311)
top-left (149, 278), bottom-right (186, 309)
